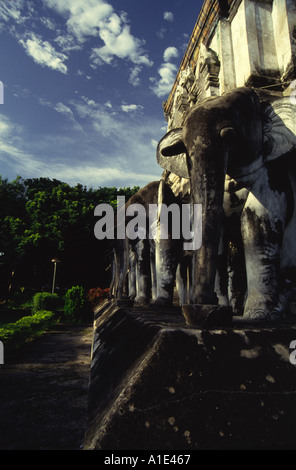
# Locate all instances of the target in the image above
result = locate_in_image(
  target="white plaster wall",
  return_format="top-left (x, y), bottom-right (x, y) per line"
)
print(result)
top-left (171, 0), bottom-right (295, 119)
top-left (207, 19), bottom-right (236, 94)
top-left (205, 27), bottom-right (220, 97)
top-left (231, 0), bottom-right (251, 86)
top-left (254, 1), bottom-right (278, 74)
top-left (272, 0), bottom-right (292, 76)
top-left (245, 0), bottom-right (261, 75)
top-left (218, 18), bottom-right (236, 93)
top-left (230, 0), bottom-right (293, 85)
top-left (286, 0), bottom-right (296, 68)
top-left (208, 25), bottom-right (219, 56)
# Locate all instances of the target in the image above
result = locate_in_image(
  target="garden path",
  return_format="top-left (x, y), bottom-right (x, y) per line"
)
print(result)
top-left (0, 323), bottom-right (93, 450)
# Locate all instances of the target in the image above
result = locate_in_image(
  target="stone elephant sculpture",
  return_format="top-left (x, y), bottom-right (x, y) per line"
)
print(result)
top-left (109, 181), bottom-right (160, 305)
top-left (157, 86), bottom-right (296, 320)
top-left (108, 178), bottom-right (193, 307)
top-left (151, 171), bottom-right (196, 307)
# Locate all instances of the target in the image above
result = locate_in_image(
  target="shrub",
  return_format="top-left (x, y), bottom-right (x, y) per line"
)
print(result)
top-left (0, 310), bottom-right (56, 353)
top-left (32, 292), bottom-right (61, 314)
top-left (87, 287), bottom-right (109, 307)
top-left (64, 286), bottom-right (85, 322)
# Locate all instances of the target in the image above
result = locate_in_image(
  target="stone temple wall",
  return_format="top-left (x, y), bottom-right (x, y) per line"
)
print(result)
top-left (164, 0), bottom-right (296, 130)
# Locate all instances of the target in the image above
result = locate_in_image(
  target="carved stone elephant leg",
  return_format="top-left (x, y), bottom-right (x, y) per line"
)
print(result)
top-left (154, 237), bottom-right (179, 306)
top-left (227, 229), bottom-right (247, 315)
top-left (113, 237), bottom-right (129, 299)
top-left (149, 239), bottom-right (157, 302)
top-left (216, 185), bottom-right (248, 313)
top-left (132, 238), bottom-right (151, 305)
top-left (176, 261), bottom-right (187, 305)
top-left (241, 167), bottom-right (287, 320)
top-left (128, 245), bottom-right (137, 300)
top-left (176, 254), bottom-right (193, 305)
top-left (214, 225), bottom-right (230, 307)
top-left (108, 256), bottom-right (115, 299)
top-left (215, 219), bottom-right (247, 314)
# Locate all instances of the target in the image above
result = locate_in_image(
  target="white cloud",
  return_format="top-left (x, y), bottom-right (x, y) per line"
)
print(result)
top-left (43, 0), bottom-right (153, 68)
top-left (40, 16), bottom-right (56, 30)
top-left (77, 69), bottom-right (91, 79)
top-left (128, 66), bottom-right (142, 87)
top-left (0, 109), bottom-right (163, 188)
top-left (51, 97), bottom-right (163, 182)
top-left (72, 98), bottom-right (121, 137)
top-left (0, 2), bottom-right (56, 34)
top-left (0, 0), bottom-right (27, 25)
top-left (91, 21), bottom-right (152, 67)
top-left (54, 102), bottom-right (75, 119)
top-left (54, 33), bottom-right (82, 52)
top-left (68, 3), bottom-right (113, 40)
top-left (38, 98), bottom-right (82, 130)
top-left (103, 11), bottom-right (122, 36)
top-left (19, 32), bottom-right (68, 74)
top-left (0, 114), bottom-right (45, 174)
top-left (43, 0), bottom-right (113, 39)
top-left (121, 104), bottom-right (143, 113)
top-left (164, 11), bottom-right (174, 22)
top-left (0, 91), bottom-right (160, 187)
top-left (87, 99), bottom-right (96, 107)
top-left (150, 46), bottom-right (179, 98)
top-left (163, 46), bottom-right (179, 63)
top-left (156, 28), bottom-right (166, 39)
top-left (1, 0), bottom-right (153, 80)
top-left (42, 165), bottom-right (160, 188)
top-left (0, 3), bottom-right (70, 74)
top-left (150, 62), bottom-right (178, 98)
top-left (0, 116), bottom-right (11, 135)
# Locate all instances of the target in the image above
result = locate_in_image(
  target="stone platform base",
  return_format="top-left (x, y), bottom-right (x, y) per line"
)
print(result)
top-left (83, 300), bottom-right (296, 450)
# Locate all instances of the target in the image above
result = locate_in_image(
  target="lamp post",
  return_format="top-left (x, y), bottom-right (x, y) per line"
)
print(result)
top-left (51, 258), bottom-right (61, 294)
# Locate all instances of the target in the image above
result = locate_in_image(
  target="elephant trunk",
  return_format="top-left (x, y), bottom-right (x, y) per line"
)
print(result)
top-left (188, 137), bottom-right (227, 305)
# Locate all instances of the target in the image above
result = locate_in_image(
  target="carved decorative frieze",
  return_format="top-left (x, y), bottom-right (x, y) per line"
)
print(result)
top-left (166, 46), bottom-right (220, 127)
top-left (194, 44), bottom-right (220, 102)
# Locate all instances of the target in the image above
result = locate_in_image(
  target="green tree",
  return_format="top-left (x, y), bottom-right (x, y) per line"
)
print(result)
top-left (0, 175), bottom-right (139, 299)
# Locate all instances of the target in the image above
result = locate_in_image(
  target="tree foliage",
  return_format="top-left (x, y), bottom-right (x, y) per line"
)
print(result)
top-left (0, 175), bottom-right (139, 299)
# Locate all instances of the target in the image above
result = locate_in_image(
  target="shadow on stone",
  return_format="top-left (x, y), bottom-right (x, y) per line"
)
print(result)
top-left (84, 300), bottom-right (296, 450)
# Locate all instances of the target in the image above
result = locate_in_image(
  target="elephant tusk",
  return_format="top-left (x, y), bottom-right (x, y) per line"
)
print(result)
top-left (220, 127), bottom-right (235, 139)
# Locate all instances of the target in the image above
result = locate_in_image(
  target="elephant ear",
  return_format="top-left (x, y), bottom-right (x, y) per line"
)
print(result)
top-left (157, 128), bottom-right (189, 179)
top-left (263, 97), bottom-right (296, 161)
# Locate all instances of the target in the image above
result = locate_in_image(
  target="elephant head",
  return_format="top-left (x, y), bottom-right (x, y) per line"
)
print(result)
top-left (157, 86), bottom-right (296, 310)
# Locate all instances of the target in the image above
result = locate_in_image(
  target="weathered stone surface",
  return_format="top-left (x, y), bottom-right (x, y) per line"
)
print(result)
top-left (182, 304), bottom-right (233, 327)
top-left (84, 302), bottom-right (296, 450)
top-left (165, 0), bottom-right (296, 120)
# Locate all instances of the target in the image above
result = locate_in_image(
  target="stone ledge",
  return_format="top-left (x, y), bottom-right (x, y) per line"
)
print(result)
top-left (84, 302), bottom-right (296, 450)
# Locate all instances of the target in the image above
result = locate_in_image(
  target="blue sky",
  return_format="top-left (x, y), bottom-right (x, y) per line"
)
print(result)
top-left (0, 0), bottom-right (202, 189)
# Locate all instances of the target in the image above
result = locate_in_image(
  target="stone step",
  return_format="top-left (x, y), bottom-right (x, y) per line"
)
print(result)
top-left (84, 302), bottom-right (296, 450)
